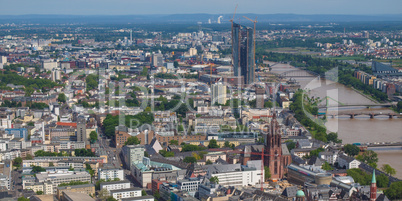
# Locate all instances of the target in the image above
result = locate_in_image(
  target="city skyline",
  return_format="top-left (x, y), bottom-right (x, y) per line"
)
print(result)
top-left (0, 0), bottom-right (402, 15)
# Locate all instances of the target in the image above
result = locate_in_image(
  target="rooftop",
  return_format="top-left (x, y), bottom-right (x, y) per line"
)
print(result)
top-left (110, 187), bottom-right (142, 194)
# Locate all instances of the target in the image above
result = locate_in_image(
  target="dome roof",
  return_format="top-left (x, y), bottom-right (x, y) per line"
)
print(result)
top-left (296, 190), bottom-right (305, 197)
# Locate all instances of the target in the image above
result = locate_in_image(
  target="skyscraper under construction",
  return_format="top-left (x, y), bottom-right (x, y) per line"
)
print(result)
top-left (232, 23), bottom-right (255, 85)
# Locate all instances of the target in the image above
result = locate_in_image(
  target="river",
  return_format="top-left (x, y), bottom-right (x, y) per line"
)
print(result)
top-left (267, 62), bottom-right (402, 178)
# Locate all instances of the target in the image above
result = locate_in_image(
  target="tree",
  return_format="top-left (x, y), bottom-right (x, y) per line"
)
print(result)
top-left (159, 150), bottom-right (174, 157)
top-left (376, 173), bottom-right (389, 188)
top-left (95, 179), bottom-right (106, 190)
top-left (86, 164), bottom-right (95, 177)
top-left (264, 166), bottom-right (271, 181)
top-left (169, 140), bottom-right (179, 145)
top-left (74, 149), bottom-right (95, 157)
top-left (57, 93), bottom-right (67, 102)
top-left (85, 74), bottom-right (99, 91)
top-left (31, 166), bottom-right (46, 173)
top-left (384, 181), bottom-right (402, 200)
top-left (153, 191), bottom-right (161, 200)
top-left (192, 152), bottom-right (201, 160)
top-left (309, 148), bottom-right (324, 157)
top-left (142, 190), bottom-right (147, 196)
top-left (124, 136), bottom-right (140, 145)
top-left (224, 141), bottom-right (231, 148)
top-left (347, 168), bottom-right (371, 185)
top-left (89, 131), bottom-right (98, 144)
top-left (106, 197), bottom-right (118, 201)
top-left (208, 139), bottom-right (220, 148)
top-left (183, 156), bottom-right (197, 164)
top-left (181, 144), bottom-right (207, 152)
top-left (177, 125), bottom-right (184, 132)
top-left (357, 150), bottom-right (378, 168)
top-left (381, 164), bottom-right (396, 176)
top-left (286, 141), bottom-right (296, 151)
top-left (98, 188), bottom-right (109, 201)
top-left (25, 86), bottom-right (34, 97)
top-left (58, 181), bottom-right (89, 187)
top-left (49, 162), bottom-right (54, 167)
top-left (209, 176), bottom-right (219, 184)
top-left (322, 162), bottom-right (334, 171)
top-left (206, 160), bottom-right (213, 165)
top-left (344, 144), bottom-right (360, 156)
top-left (264, 101), bottom-right (273, 108)
top-left (13, 157), bottom-right (22, 168)
top-left (145, 107), bottom-right (152, 112)
top-left (18, 197), bottom-right (30, 201)
top-left (327, 132), bottom-right (342, 143)
top-left (257, 137), bottom-right (264, 144)
top-left (25, 154), bottom-right (33, 160)
top-left (36, 191), bottom-right (44, 195)
top-left (68, 166), bottom-right (74, 171)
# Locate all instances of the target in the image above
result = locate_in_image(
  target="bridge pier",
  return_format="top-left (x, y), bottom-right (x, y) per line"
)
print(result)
top-left (370, 113), bottom-right (374, 119)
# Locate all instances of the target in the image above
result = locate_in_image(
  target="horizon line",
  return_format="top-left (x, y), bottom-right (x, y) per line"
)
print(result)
top-left (1, 13), bottom-right (402, 17)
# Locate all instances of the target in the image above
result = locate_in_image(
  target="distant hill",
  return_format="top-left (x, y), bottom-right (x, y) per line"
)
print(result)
top-left (0, 14), bottom-right (401, 24)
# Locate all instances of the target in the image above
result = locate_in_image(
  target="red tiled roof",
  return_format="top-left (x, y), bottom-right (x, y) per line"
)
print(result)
top-left (56, 122), bottom-right (77, 127)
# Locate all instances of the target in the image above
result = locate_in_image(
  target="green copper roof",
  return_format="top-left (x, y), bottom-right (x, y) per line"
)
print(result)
top-left (296, 190), bottom-right (305, 197)
top-left (372, 169), bottom-right (376, 183)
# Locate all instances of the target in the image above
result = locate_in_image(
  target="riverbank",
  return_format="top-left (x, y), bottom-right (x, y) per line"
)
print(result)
top-left (350, 87), bottom-right (380, 104)
top-left (376, 150), bottom-right (402, 179)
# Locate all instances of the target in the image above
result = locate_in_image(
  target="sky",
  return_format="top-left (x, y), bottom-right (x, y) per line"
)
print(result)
top-left (0, 0), bottom-right (401, 15)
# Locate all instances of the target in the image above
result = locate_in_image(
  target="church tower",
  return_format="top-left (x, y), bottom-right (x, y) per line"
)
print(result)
top-left (370, 169), bottom-right (377, 201)
top-left (264, 113), bottom-right (284, 180)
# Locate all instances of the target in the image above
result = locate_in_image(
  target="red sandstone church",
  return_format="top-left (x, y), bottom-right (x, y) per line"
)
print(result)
top-left (241, 114), bottom-right (292, 180)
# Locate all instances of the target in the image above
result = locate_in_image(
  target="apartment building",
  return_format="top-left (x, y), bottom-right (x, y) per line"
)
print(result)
top-left (154, 111), bottom-right (177, 123)
top-left (110, 187), bottom-right (142, 200)
top-left (98, 167), bottom-right (124, 181)
top-left (36, 171), bottom-right (91, 194)
top-left (100, 180), bottom-right (131, 192)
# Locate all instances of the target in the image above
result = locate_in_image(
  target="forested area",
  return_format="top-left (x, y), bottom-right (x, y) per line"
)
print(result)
top-left (0, 71), bottom-right (60, 90)
top-left (102, 112), bottom-right (154, 138)
top-left (289, 91), bottom-right (341, 143)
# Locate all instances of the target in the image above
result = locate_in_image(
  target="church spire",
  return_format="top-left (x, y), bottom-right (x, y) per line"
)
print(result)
top-left (371, 169), bottom-right (376, 184)
top-left (370, 169), bottom-right (377, 201)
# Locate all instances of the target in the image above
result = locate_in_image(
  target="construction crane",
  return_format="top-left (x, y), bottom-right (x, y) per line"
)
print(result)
top-left (243, 16), bottom-right (258, 71)
top-left (237, 147), bottom-right (281, 191)
top-left (229, 4), bottom-right (238, 26)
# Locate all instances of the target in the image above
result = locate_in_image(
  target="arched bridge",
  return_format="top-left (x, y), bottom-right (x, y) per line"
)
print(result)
top-left (321, 111), bottom-right (401, 119)
top-left (278, 69), bottom-right (322, 78)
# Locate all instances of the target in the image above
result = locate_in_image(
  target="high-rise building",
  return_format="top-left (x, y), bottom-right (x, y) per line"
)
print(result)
top-left (76, 118), bottom-right (87, 144)
top-left (211, 82), bottom-right (227, 105)
top-left (152, 53), bottom-right (164, 67)
top-left (188, 48), bottom-right (197, 56)
top-left (363, 31), bottom-right (370, 38)
top-left (0, 56), bottom-right (7, 64)
top-left (255, 88), bottom-right (265, 108)
top-left (232, 23), bottom-right (255, 85)
top-left (122, 145), bottom-right (145, 169)
top-left (51, 69), bottom-right (61, 82)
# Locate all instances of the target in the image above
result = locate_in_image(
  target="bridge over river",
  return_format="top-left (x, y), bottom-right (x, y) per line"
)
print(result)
top-left (319, 111), bottom-right (401, 119)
